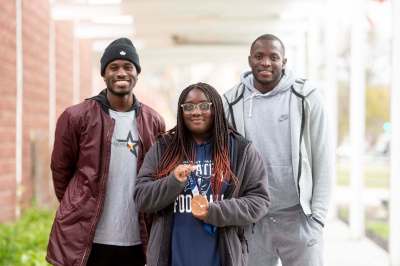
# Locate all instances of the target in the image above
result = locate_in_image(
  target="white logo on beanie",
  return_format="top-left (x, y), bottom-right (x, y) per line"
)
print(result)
top-left (120, 50), bottom-right (126, 56)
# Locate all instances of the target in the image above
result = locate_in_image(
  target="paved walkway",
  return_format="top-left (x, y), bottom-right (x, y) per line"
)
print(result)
top-left (324, 219), bottom-right (389, 266)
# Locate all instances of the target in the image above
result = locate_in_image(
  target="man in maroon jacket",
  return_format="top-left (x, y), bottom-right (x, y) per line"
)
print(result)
top-left (46, 37), bottom-right (165, 266)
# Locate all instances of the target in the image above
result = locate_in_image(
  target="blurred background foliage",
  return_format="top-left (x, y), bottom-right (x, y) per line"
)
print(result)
top-left (338, 84), bottom-right (390, 146)
top-left (0, 207), bottom-right (53, 266)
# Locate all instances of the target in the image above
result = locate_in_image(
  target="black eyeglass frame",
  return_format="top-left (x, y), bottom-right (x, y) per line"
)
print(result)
top-left (180, 102), bottom-right (213, 113)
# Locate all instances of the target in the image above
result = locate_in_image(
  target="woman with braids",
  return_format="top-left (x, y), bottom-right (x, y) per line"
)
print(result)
top-left (134, 82), bottom-right (270, 266)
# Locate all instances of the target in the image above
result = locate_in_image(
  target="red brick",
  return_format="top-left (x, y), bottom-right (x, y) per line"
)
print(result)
top-left (55, 21), bottom-right (74, 116)
top-left (80, 39), bottom-right (93, 100)
top-left (0, 160), bottom-right (15, 174)
top-left (0, 208), bottom-right (16, 223)
top-left (0, 127), bottom-right (16, 143)
top-left (0, 0), bottom-right (94, 222)
top-left (0, 175), bottom-right (16, 191)
top-left (0, 0), bottom-right (17, 222)
top-left (0, 191), bottom-right (16, 221)
top-left (0, 116), bottom-right (16, 130)
top-left (0, 144), bottom-right (15, 158)
top-left (20, 0), bottom-right (51, 209)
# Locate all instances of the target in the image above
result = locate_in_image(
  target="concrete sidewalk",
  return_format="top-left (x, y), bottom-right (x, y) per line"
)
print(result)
top-left (324, 219), bottom-right (389, 266)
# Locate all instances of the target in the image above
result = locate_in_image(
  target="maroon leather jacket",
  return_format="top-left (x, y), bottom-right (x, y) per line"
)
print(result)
top-left (46, 91), bottom-right (165, 266)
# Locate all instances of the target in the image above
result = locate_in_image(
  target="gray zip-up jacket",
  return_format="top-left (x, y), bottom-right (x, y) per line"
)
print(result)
top-left (134, 132), bottom-right (270, 266)
top-left (223, 72), bottom-right (332, 226)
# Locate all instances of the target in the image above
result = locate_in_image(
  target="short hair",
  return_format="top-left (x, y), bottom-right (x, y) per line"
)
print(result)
top-left (250, 34), bottom-right (285, 56)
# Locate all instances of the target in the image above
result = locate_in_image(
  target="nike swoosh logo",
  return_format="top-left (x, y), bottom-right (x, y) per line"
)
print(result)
top-left (278, 114), bottom-right (289, 122)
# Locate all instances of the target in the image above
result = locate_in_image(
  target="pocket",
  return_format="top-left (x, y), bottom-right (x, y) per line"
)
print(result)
top-left (223, 228), bottom-right (248, 266)
top-left (57, 175), bottom-right (87, 219)
top-left (306, 215), bottom-right (323, 234)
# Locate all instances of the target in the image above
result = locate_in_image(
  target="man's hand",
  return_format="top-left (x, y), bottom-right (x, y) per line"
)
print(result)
top-left (173, 164), bottom-right (197, 183)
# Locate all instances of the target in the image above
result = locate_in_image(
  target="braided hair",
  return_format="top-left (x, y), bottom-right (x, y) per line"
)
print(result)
top-left (155, 82), bottom-right (237, 199)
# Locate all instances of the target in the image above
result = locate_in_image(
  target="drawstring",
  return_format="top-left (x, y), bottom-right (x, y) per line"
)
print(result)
top-left (244, 92), bottom-right (258, 118)
top-left (248, 94), bottom-right (254, 118)
top-left (243, 84), bottom-right (280, 118)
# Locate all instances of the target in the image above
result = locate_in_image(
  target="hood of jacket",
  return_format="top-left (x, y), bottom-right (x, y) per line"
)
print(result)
top-left (225, 70), bottom-right (316, 106)
top-left (90, 89), bottom-right (141, 114)
top-left (241, 70), bottom-right (294, 97)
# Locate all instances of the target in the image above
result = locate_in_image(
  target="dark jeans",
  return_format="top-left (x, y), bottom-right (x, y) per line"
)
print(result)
top-left (87, 243), bottom-right (146, 266)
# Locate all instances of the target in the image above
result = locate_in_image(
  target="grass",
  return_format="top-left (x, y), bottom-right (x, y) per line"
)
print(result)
top-left (366, 220), bottom-right (389, 240)
top-left (336, 158), bottom-right (390, 249)
top-left (0, 207), bottom-right (54, 266)
top-left (337, 205), bottom-right (349, 224)
top-left (336, 161), bottom-right (389, 188)
top-left (338, 205), bottom-right (389, 250)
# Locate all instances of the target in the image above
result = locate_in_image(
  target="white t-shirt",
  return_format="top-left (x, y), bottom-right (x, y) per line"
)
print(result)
top-left (93, 109), bottom-right (141, 246)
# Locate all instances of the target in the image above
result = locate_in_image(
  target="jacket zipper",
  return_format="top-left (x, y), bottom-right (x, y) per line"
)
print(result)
top-left (297, 97), bottom-right (305, 198)
top-left (80, 121), bottom-right (114, 266)
top-left (225, 84), bottom-right (245, 131)
top-left (289, 85), bottom-right (306, 198)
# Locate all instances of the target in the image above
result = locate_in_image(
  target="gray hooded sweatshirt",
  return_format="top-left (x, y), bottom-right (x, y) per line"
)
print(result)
top-left (241, 71), bottom-right (298, 212)
top-left (223, 70), bottom-right (333, 226)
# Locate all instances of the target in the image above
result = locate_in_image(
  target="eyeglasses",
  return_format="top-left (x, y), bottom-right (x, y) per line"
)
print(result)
top-left (180, 102), bottom-right (212, 113)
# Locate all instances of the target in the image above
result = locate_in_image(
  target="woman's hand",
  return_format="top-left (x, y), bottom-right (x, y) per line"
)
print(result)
top-left (173, 164), bottom-right (197, 183)
top-left (191, 195), bottom-right (209, 220)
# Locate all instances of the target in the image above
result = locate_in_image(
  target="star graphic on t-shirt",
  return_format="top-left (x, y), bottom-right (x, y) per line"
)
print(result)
top-left (127, 141), bottom-right (138, 157)
top-left (117, 131), bottom-right (139, 157)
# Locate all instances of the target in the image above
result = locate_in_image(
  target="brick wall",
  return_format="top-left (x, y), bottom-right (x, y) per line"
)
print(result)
top-left (55, 21), bottom-right (74, 117)
top-left (21, 0), bottom-right (50, 209)
top-left (79, 39), bottom-right (93, 100)
top-left (0, 2), bottom-right (95, 222)
top-left (0, 0), bottom-right (17, 222)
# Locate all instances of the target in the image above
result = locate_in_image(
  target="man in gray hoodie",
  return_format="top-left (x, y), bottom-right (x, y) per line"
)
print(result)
top-left (223, 34), bottom-right (333, 266)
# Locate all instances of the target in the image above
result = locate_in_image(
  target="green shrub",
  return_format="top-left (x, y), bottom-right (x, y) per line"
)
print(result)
top-left (0, 208), bottom-right (54, 266)
top-left (367, 220), bottom-right (389, 240)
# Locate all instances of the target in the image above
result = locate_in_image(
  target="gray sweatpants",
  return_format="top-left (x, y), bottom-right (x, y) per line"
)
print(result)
top-left (247, 206), bottom-right (324, 266)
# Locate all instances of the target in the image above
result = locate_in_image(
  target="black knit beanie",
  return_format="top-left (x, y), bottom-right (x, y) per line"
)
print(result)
top-left (100, 37), bottom-right (141, 76)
